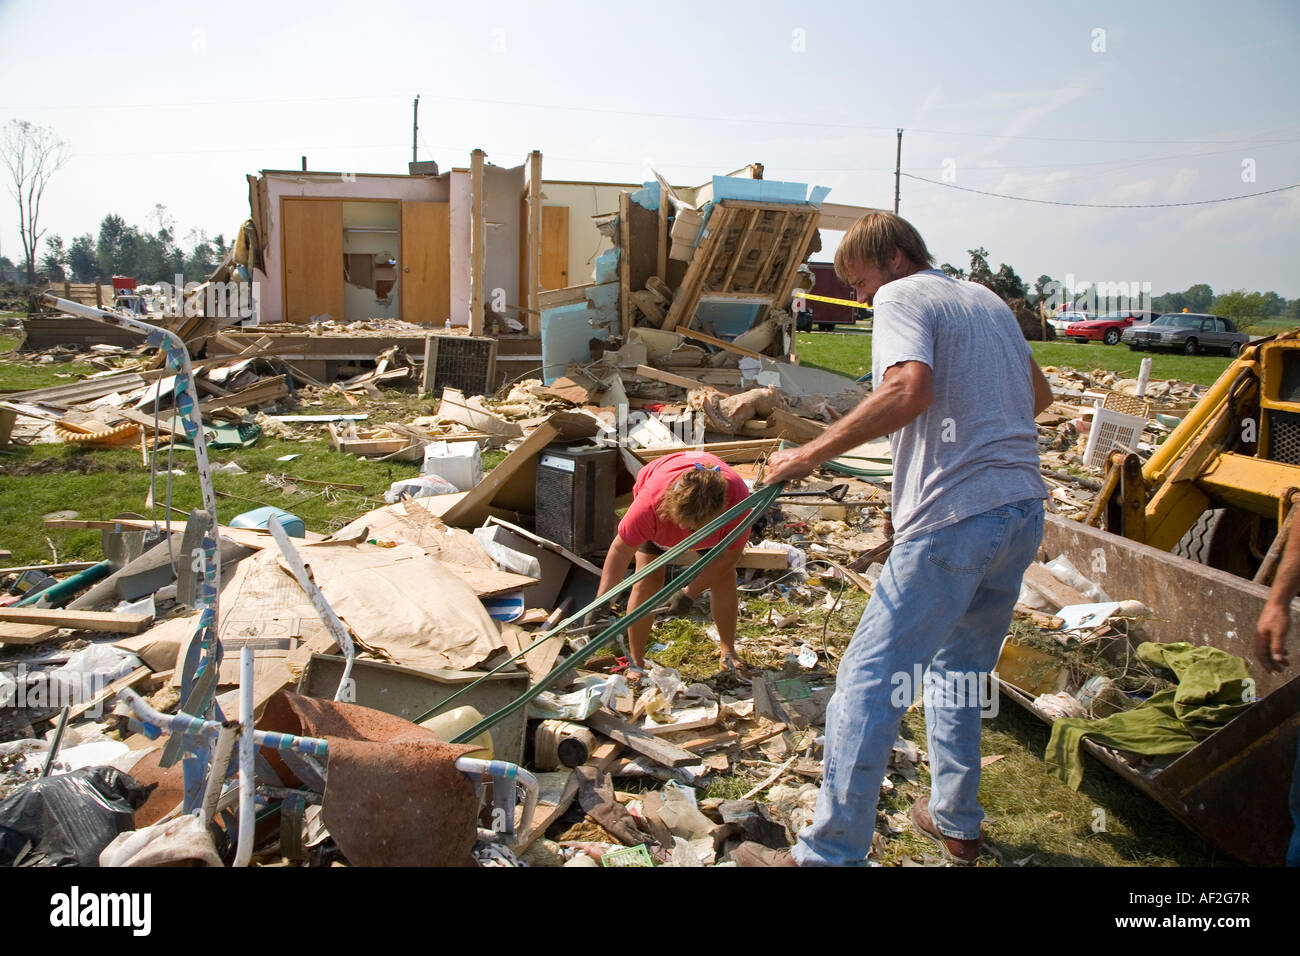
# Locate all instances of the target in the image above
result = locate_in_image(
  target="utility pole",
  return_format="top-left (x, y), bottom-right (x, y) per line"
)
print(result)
top-left (412, 95), bottom-right (420, 164)
top-left (894, 128), bottom-right (903, 214)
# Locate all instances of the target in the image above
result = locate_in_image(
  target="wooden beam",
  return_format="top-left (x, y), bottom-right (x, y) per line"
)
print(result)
top-left (618, 190), bottom-right (632, 336)
top-left (527, 150), bottom-right (543, 335)
top-left (42, 517), bottom-right (325, 550)
top-left (752, 210), bottom-right (791, 291)
top-left (1021, 563), bottom-right (1091, 610)
top-left (720, 208), bottom-right (761, 291)
top-left (583, 709), bottom-right (699, 767)
top-left (768, 408), bottom-right (827, 444)
top-left (0, 608), bottom-right (154, 635)
top-left (632, 364), bottom-right (735, 394)
top-left (0, 622), bottom-right (61, 645)
top-left (469, 148), bottom-right (486, 336)
top-left (656, 184), bottom-right (669, 282)
top-left (670, 544), bottom-right (788, 570)
top-left (0, 561), bottom-right (98, 575)
top-left (66, 666), bottom-right (152, 722)
top-left (633, 438), bottom-right (782, 465)
top-left (678, 327), bottom-right (765, 361)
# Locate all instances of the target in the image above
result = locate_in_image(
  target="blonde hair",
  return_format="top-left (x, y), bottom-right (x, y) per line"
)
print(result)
top-left (657, 466), bottom-right (728, 530)
top-left (834, 211), bottom-right (935, 281)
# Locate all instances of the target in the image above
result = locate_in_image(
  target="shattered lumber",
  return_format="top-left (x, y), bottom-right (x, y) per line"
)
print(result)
top-left (0, 608), bottom-right (154, 634)
top-left (583, 709), bottom-right (700, 767)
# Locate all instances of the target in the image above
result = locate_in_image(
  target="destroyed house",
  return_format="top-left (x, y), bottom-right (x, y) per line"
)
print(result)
top-left (236, 153), bottom-right (876, 390)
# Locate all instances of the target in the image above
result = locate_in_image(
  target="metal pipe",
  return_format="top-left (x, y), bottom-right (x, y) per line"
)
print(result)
top-left (233, 646), bottom-right (256, 867)
top-left (15, 561), bottom-right (113, 608)
top-left (40, 293), bottom-right (224, 812)
top-left (454, 758), bottom-right (539, 838)
top-left (40, 707), bottom-right (70, 777)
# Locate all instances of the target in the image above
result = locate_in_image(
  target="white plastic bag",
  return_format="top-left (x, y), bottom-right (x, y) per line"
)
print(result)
top-left (383, 474), bottom-right (459, 504)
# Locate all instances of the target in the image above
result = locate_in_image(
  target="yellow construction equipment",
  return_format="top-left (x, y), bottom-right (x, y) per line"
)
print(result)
top-left (1090, 329), bottom-right (1300, 584)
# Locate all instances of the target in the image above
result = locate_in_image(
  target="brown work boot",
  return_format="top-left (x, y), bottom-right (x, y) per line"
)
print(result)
top-left (733, 841), bottom-right (798, 867)
top-left (910, 795), bottom-right (982, 866)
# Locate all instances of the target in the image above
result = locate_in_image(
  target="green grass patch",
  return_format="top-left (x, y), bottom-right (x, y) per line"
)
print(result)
top-left (794, 331), bottom-right (1234, 387)
top-left (0, 436), bottom-right (424, 565)
top-left (0, 332), bottom-right (101, 391)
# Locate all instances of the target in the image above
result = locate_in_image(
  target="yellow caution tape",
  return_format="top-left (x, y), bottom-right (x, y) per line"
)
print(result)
top-left (793, 291), bottom-right (874, 310)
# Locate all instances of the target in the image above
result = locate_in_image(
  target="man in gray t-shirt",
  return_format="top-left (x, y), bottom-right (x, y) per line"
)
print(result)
top-left (871, 269), bottom-right (1046, 542)
top-left (739, 212), bottom-right (1053, 868)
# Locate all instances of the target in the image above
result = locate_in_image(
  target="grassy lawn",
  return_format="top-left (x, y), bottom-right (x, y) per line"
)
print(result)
top-left (796, 329), bottom-right (1236, 387)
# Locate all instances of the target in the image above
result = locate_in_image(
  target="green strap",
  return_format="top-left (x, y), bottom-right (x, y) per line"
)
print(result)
top-left (430, 482), bottom-right (784, 741)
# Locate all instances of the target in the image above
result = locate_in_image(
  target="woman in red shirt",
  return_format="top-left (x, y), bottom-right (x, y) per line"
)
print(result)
top-left (595, 450), bottom-right (751, 674)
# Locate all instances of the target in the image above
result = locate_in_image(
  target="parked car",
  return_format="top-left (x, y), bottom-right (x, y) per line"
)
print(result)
top-left (1066, 310), bottom-right (1162, 346)
top-left (1048, 310), bottom-right (1091, 333)
top-left (1121, 313), bottom-right (1250, 356)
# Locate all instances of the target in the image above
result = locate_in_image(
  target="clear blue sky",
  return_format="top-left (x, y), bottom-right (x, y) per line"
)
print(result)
top-left (2, 0), bottom-right (1298, 295)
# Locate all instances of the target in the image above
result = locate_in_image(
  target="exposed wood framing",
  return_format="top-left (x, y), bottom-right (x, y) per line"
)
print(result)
top-left (677, 327), bottom-right (765, 361)
top-left (657, 187), bottom-right (669, 281)
top-left (527, 150), bottom-right (542, 334)
top-left (469, 148), bottom-right (486, 336)
top-left (618, 190), bottom-right (632, 336)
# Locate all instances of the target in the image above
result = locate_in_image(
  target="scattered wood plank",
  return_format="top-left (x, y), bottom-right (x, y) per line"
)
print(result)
top-left (670, 730), bottom-right (741, 752)
top-left (633, 438), bottom-right (781, 465)
top-left (583, 709), bottom-right (700, 767)
top-left (768, 408), bottom-right (827, 444)
top-left (678, 327), bottom-right (765, 361)
top-left (0, 561), bottom-right (97, 576)
top-left (669, 545), bottom-right (788, 571)
top-left (0, 608), bottom-right (154, 635)
top-left (1021, 563), bottom-right (1091, 611)
top-left (0, 622), bottom-right (61, 646)
top-left (740, 722), bottom-right (787, 748)
top-left (66, 666), bottom-right (152, 722)
top-left (630, 364), bottom-right (737, 395)
top-left (42, 517), bottom-right (325, 551)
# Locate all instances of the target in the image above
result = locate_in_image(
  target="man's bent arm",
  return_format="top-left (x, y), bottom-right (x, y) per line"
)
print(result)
top-left (767, 361), bottom-right (932, 480)
top-left (1031, 357), bottom-right (1053, 415)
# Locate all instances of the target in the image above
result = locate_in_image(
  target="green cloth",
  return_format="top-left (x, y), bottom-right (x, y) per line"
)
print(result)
top-left (1045, 642), bottom-right (1254, 789)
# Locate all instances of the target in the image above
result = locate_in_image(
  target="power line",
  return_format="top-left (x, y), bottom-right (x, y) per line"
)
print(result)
top-left (7, 88), bottom-right (1297, 148)
top-left (900, 173), bottom-right (1300, 208)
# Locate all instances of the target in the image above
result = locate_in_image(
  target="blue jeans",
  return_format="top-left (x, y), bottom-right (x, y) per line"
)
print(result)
top-left (793, 498), bottom-right (1045, 866)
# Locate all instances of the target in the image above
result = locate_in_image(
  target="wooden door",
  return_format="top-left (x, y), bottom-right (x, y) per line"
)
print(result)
top-left (282, 199), bottom-right (344, 323)
top-left (540, 206), bottom-right (569, 290)
top-left (400, 201), bottom-right (450, 325)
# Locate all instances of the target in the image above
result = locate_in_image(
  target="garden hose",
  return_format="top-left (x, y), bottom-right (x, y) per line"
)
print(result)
top-left (425, 482), bottom-right (785, 741)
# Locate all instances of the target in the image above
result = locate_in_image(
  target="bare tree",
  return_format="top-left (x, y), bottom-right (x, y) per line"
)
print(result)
top-left (1, 120), bottom-right (70, 283)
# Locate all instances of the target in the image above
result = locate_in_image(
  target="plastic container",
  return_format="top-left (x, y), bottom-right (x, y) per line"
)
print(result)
top-left (229, 506), bottom-right (305, 538)
top-left (419, 705), bottom-right (493, 759)
top-left (420, 440), bottom-right (483, 492)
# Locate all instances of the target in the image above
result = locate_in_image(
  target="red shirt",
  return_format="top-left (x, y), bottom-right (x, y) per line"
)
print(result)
top-left (618, 451), bottom-right (751, 552)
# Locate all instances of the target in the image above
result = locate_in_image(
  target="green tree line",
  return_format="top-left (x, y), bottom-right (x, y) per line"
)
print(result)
top-left (1, 204), bottom-right (224, 286)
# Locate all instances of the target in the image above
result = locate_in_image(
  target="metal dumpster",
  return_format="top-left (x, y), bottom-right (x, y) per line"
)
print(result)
top-left (1002, 513), bottom-right (1300, 865)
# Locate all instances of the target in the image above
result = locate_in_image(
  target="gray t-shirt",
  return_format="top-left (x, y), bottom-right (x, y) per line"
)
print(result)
top-left (871, 269), bottom-right (1046, 542)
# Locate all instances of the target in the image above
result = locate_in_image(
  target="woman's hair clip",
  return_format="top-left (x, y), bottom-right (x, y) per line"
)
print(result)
top-left (694, 462), bottom-right (723, 472)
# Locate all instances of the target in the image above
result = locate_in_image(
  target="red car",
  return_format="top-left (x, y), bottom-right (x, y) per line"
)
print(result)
top-left (1066, 310), bottom-right (1161, 345)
